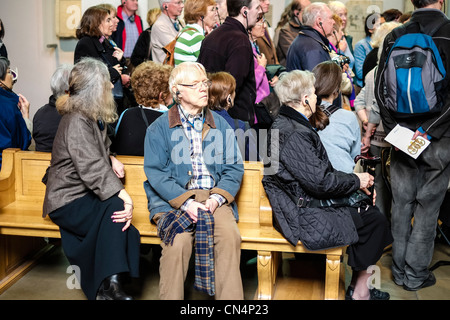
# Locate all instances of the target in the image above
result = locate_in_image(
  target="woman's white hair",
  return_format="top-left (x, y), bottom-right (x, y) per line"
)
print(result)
top-left (56, 57), bottom-right (117, 124)
top-left (371, 21), bottom-right (402, 49)
top-left (328, 1), bottom-right (347, 13)
top-left (50, 64), bottom-right (73, 98)
top-left (274, 70), bottom-right (315, 106)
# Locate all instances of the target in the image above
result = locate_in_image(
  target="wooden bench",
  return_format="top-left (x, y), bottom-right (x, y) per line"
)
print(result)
top-left (0, 148), bottom-right (346, 299)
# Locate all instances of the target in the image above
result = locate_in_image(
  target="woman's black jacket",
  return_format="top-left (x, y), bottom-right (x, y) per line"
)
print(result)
top-left (262, 105), bottom-right (360, 250)
top-left (74, 36), bottom-right (125, 84)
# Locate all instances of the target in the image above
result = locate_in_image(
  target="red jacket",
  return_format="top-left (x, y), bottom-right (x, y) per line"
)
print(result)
top-left (114, 5), bottom-right (143, 53)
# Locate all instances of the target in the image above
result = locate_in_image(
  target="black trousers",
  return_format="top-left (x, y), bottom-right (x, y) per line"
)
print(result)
top-left (346, 206), bottom-right (393, 271)
top-left (49, 192), bottom-right (140, 300)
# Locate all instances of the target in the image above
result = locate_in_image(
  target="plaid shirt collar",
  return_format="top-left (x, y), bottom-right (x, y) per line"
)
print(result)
top-left (168, 104), bottom-right (216, 130)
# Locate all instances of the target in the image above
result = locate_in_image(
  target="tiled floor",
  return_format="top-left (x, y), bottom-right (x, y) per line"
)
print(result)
top-left (0, 239), bottom-right (449, 300)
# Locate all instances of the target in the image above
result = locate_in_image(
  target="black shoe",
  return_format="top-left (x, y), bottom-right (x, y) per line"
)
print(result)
top-left (403, 272), bottom-right (436, 291)
top-left (96, 274), bottom-right (133, 300)
top-left (345, 286), bottom-right (390, 300)
top-left (369, 288), bottom-right (390, 300)
top-left (345, 286), bottom-right (355, 300)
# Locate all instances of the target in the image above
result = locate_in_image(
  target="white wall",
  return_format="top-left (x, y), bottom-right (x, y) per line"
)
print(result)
top-left (3, 0), bottom-right (58, 122)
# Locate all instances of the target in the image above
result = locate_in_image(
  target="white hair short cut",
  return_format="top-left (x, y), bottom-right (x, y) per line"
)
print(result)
top-left (274, 70), bottom-right (315, 106)
top-left (302, 2), bottom-right (329, 26)
top-left (169, 61), bottom-right (207, 100)
top-left (50, 64), bottom-right (73, 98)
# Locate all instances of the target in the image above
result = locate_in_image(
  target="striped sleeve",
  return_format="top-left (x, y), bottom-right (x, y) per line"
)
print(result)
top-left (174, 29), bottom-right (205, 66)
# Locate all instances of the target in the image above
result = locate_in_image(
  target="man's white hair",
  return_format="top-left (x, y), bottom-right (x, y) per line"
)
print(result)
top-left (302, 2), bottom-right (329, 26)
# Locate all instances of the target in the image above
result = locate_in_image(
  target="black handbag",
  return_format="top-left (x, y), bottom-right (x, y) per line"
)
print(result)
top-left (273, 175), bottom-right (372, 209)
top-left (100, 49), bottom-right (123, 99)
top-left (111, 78), bottom-right (123, 99)
top-left (306, 190), bottom-right (372, 209)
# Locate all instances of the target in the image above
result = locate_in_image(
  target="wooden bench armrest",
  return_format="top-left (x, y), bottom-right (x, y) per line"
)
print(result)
top-left (259, 195), bottom-right (273, 228)
top-left (0, 149), bottom-right (19, 208)
top-left (0, 150), bottom-right (347, 300)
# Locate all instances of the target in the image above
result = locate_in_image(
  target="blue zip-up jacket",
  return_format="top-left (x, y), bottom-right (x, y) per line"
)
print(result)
top-left (0, 88), bottom-right (31, 169)
top-left (286, 26), bottom-right (331, 72)
top-left (143, 106), bottom-right (244, 222)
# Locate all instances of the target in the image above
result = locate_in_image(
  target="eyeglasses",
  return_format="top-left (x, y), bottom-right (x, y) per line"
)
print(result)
top-left (8, 68), bottom-right (18, 84)
top-left (255, 18), bottom-right (266, 26)
top-left (179, 80), bottom-right (212, 90)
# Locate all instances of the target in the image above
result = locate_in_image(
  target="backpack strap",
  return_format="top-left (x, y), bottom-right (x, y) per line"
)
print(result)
top-left (393, 19), bottom-right (450, 40)
top-left (322, 104), bottom-right (340, 117)
top-left (146, 29), bottom-right (152, 60)
top-left (139, 106), bottom-right (150, 128)
top-left (233, 118), bottom-right (240, 129)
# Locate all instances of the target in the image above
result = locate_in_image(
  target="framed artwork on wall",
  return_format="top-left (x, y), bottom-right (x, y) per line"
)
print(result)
top-left (55, 0), bottom-right (81, 38)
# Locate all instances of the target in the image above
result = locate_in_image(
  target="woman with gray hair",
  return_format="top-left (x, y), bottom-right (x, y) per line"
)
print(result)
top-left (262, 70), bottom-right (393, 300)
top-left (33, 64), bottom-right (73, 152)
top-left (43, 57), bottom-right (140, 300)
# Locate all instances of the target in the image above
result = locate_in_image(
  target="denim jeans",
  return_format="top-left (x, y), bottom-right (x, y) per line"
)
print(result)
top-left (390, 136), bottom-right (450, 288)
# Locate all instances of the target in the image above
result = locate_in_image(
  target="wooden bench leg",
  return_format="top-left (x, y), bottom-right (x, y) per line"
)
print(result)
top-left (256, 250), bottom-right (280, 300)
top-left (324, 253), bottom-right (341, 300)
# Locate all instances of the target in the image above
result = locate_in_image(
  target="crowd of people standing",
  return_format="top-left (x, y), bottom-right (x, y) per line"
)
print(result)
top-left (1, 0), bottom-right (449, 302)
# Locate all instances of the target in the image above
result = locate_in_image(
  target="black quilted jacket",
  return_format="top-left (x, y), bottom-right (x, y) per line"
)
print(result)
top-left (262, 106), bottom-right (360, 250)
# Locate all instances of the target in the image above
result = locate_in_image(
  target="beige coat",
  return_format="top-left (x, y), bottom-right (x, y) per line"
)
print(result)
top-left (256, 26), bottom-right (279, 65)
top-left (150, 14), bottom-right (184, 64)
top-left (43, 112), bottom-right (123, 217)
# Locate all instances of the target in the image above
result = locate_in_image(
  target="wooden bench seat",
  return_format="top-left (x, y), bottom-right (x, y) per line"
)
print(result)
top-left (0, 148), bottom-right (346, 299)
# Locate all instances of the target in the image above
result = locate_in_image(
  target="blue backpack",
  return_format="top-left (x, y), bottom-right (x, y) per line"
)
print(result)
top-left (378, 21), bottom-right (448, 118)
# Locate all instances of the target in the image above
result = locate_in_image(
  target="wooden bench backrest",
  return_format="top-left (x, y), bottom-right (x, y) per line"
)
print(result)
top-left (2, 149), bottom-right (271, 227)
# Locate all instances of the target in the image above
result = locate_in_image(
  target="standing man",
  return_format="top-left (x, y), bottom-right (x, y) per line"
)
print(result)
top-left (113, 0), bottom-right (143, 61)
top-left (256, 0), bottom-right (278, 65)
top-left (286, 2), bottom-right (334, 72)
top-left (375, 0), bottom-right (450, 291)
top-left (143, 62), bottom-right (244, 300)
top-left (198, 0), bottom-right (262, 125)
top-left (151, 0), bottom-right (185, 63)
top-left (276, 0), bottom-right (311, 66)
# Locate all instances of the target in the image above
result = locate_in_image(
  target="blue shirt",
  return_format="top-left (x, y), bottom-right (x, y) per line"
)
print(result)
top-left (353, 36), bottom-right (372, 87)
top-left (318, 103), bottom-right (361, 173)
top-left (122, 11), bottom-right (140, 58)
